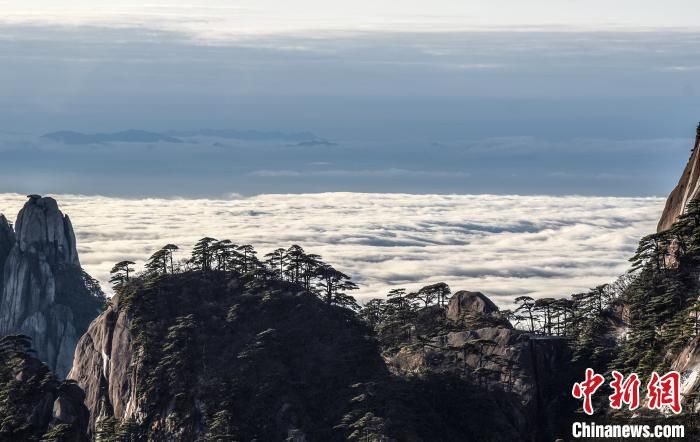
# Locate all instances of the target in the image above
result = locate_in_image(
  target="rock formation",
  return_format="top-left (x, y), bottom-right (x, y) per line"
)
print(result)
top-left (446, 290), bottom-right (499, 320)
top-left (69, 272), bottom-right (537, 441)
top-left (69, 274), bottom-right (390, 439)
top-left (0, 335), bottom-right (90, 441)
top-left (657, 123), bottom-right (700, 231)
top-left (385, 292), bottom-right (574, 439)
top-left (0, 215), bottom-right (15, 289)
top-left (68, 293), bottom-right (137, 434)
top-left (0, 196), bottom-right (103, 378)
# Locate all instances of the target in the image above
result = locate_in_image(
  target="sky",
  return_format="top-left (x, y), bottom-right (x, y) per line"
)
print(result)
top-left (0, 2), bottom-right (698, 196)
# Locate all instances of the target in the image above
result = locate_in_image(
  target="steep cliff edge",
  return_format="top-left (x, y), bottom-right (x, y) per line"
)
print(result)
top-left (0, 196), bottom-right (104, 378)
top-left (70, 272), bottom-right (530, 441)
top-left (657, 123), bottom-right (700, 231)
top-left (70, 273), bottom-right (389, 440)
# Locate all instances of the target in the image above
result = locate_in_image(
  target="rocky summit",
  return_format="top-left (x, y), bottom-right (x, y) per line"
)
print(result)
top-left (0, 196), bottom-right (104, 378)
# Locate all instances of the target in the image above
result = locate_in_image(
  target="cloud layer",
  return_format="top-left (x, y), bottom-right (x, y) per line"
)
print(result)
top-left (0, 193), bottom-right (665, 308)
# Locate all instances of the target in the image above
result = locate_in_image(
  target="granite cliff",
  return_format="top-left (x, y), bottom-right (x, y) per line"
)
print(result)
top-left (0, 196), bottom-right (104, 378)
top-left (658, 126), bottom-right (700, 413)
top-left (657, 123), bottom-right (700, 232)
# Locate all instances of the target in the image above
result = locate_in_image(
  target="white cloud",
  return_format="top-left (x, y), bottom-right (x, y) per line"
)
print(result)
top-left (0, 192), bottom-right (664, 309)
top-left (1, 1), bottom-right (698, 37)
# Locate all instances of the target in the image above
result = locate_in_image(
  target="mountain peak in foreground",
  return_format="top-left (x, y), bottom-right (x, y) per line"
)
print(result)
top-left (0, 196), bottom-right (104, 378)
top-left (68, 270), bottom-right (564, 441)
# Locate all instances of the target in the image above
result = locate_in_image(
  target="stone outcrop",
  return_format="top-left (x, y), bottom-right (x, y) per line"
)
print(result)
top-left (68, 294), bottom-right (139, 434)
top-left (446, 290), bottom-right (499, 320)
top-left (657, 123), bottom-right (700, 232)
top-left (385, 291), bottom-right (573, 440)
top-left (0, 196), bottom-right (102, 378)
top-left (390, 292), bottom-right (570, 399)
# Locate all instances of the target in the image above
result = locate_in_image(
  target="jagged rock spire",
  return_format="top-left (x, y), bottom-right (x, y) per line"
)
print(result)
top-left (0, 196), bottom-right (100, 378)
top-left (14, 196), bottom-right (79, 265)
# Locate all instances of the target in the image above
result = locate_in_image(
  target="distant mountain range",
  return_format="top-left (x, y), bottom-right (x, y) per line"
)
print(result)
top-left (41, 128), bottom-right (320, 144)
top-left (42, 130), bottom-right (182, 144)
top-left (170, 129), bottom-right (317, 141)
top-left (291, 139), bottom-right (338, 147)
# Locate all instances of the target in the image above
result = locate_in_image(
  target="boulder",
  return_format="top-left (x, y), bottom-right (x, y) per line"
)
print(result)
top-left (446, 290), bottom-right (499, 320)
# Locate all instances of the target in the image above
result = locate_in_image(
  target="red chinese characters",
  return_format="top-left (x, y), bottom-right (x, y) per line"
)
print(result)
top-left (572, 369), bottom-right (683, 415)
top-left (647, 371), bottom-right (681, 414)
top-left (608, 371), bottom-right (640, 411)
top-left (572, 368), bottom-right (605, 415)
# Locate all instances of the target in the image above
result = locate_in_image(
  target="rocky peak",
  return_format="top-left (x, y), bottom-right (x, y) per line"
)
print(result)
top-left (446, 290), bottom-right (499, 321)
top-left (14, 195), bottom-right (79, 266)
top-left (657, 123), bottom-right (700, 232)
top-left (0, 196), bottom-right (102, 378)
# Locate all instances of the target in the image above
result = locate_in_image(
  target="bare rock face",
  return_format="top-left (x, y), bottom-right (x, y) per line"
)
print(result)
top-left (446, 290), bottom-right (500, 320)
top-left (0, 215), bottom-right (15, 288)
top-left (671, 336), bottom-right (700, 412)
top-left (657, 123), bottom-right (700, 232)
top-left (657, 125), bottom-right (700, 411)
top-left (0, 196), bottom-right (101, 378)
top-left (68, 294), bottom-right (139, 434)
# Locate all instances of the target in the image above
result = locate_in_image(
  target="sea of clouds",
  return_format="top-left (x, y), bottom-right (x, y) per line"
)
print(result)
top-left (0, 193), bottom-right (665, 309)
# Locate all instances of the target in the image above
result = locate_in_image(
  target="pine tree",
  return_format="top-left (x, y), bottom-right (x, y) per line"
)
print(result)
top-left (191, 237), bottom-right (218, 271)
top-left (314, 264), bottom-right (359, 309)
top-left (237, 245), bottom-right (257, 272)
top-left (145, 248), bottom-right (169, 275)
top-left (514, 296), bottom-right (536, 333)
top-left (359, 299), bottom-right (387, 329)
top-left (109, 260), bottom-right (136, 287)
top-left (162, 244), bottom-right (179, 273)
top-left (265, 248), bottom-right (287, 280)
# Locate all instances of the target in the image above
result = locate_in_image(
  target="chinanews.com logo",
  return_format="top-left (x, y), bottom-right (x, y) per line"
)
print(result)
top-left (570, 368), bottom-right (686, 439)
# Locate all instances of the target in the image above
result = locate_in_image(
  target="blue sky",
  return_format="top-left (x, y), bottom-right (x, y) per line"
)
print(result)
top-left (0, 3), bottom-right (698, 196)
